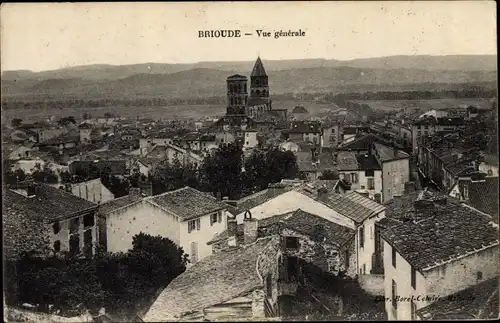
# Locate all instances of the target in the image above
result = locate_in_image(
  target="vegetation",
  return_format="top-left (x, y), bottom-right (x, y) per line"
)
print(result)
top-left (11, 118), bottom-right (22, 128)
top-left (11, 233), bottom-right (187, 317)
top-left (319, 170), bottom-right (339, 180)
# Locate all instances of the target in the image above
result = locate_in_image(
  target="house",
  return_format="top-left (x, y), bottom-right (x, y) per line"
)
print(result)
top-left (36, 130), bottom-right (80, 152)
top-left (209, 209), bottom-right (356, 277)
top-left (99, 187), bottom-right (231, 264)
top-left (478, 154), bottom-right (499, 177)
top-left (411, 116), bottom-right (464, 155)
top-left (448, 173), bottom-right (499, 222)
top-left (3, 182), bottom-right (99, 260)
top-left (355, 153), bottom-right (383, 202)
top-left (143, 236), bottom-right (282, 322)
top-left (7, 145), bottom-right (34, 161)
top-left (295, 147), bottom-right (336, 180)
top-left (227, 183), bottom-right (386, 278)
top-left (78, 123), bottom-right (93, 144)
top-left (55, 178), bottom-right (115, 204)
top-left (69, 160), bottom-right (128, 177)
top-left (282, 121), bottom-right (323, 146)
top-left (372, 142), bottom-right (410, 202)
top-left (378, 190), bottom-right (499, 320)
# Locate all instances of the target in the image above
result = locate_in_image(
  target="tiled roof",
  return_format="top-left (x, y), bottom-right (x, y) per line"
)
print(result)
top-left (147, 187), bottom-right (227, 221)
top-left (437, 117), bottom-right (465, 126)
top-left (356, 153), bottom-right (381, 170)
top-left (3, 189), bottom-right (52, 260)
top-left (416, 277), bottom-right (499, 320)
top-left (250, 56), bottom-right (267, 77)
top-left (317, 191), bottom-right (384, 223)
top-left (373, 142), bottom-right (409, 162)
top-left (4, 182), bottom-right (97, 223)
top-left (468, 176), bottom-right (499, 218)
top-left (227, 74), bottom-right (247, 79)
top-left (296, 151), bottom-right (337, 173)
top-left (338, 134), bottom-right (389, 151)
top-left (98, 194), bottom-right (143, 215)
top-left (38, 130), bottom-right (79, 146)
top-left (69, 160), bottom-right (127, 175)
top-left (280, 209), bottom-right (356, 247)
top-left (284, 121), bottom-right (322, 134)
top-left (379, 191), bottom-right (499, 271)
top-left (336, 151), bottom-right (358, 171)
top-left (143, 237), bottom-right (273, 322)
top-left (229, 187), bottom-right (292, 215)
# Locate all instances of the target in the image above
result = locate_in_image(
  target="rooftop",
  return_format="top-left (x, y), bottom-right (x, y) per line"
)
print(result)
top-left (250, 56), bottom-right (267, 77)
top-left (356, 153), bottom-right (381, 171)
top-left (336, 151), bottom-right (358, 171)
top-left (4, 182), bottom-right (97, 223)
top-left (338, 133), bottom-right (393, 151)
top-left (415, 277), bottom-right (499, 320)
top-left (284, 121), bottom-right (322, 134)
top-left (379, 190), bottom-right (499, 272)
top-left (143, 237), bottom-right (274, 322)
top-left (228, 186), bottom-right (293, 215)
top-left (98, 194), bottom-right (143, 215)
top-left (373, 142), bottom-right (409, 162)
top-left (321, 191), bottom-right (386, 223)
top-left (147, 187), bottom-right (227, 221)
top-left (467, 176), bottom-right (499, 219)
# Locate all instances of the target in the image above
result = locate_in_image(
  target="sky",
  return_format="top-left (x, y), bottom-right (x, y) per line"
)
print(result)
top-left (1, 1), bottom-right (497, 72)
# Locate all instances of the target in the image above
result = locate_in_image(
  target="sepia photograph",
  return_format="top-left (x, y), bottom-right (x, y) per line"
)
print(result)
top-left (1, 1), bottom-right (498, 322)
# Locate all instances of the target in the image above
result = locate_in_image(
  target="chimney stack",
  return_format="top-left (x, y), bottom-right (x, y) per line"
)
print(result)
top-left (227, 218), bottom-right (238, 247)
top-left (26, 183), bottom-right (36, 197)
top-left (243, 211), bottom-right (258, 245)
top-left (317, 187), bottom-right (329, 202)
top-left (374, 193), bottom-right (381, 204)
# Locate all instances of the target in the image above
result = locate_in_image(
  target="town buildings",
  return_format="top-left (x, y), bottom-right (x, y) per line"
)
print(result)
top-left (378, 190), bottom-right (499, 320)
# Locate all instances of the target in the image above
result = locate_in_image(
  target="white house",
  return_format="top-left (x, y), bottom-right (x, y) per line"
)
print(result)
top-left (379, 193), bottom-right (499, 320)
top-left (228, 184), bottom-right (386, 278)
top-left (99, 187), bottom-right (231, 264)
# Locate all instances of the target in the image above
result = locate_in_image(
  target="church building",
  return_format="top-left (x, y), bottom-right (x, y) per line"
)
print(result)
top-left (208, 56), bottom-right (286, 148)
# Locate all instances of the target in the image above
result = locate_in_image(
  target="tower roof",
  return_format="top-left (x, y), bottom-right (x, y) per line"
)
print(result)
top-left (251, 56), bottom-right (267, 77)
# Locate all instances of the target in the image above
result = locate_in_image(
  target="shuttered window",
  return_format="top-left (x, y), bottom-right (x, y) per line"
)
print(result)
top-left (190, 241), bottom-right (199, 264)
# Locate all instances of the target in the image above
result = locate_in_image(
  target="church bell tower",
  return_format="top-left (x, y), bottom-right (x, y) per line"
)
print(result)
top-left (250, 56), bottom-right (269, 102)
top-left (226, 75), bottom-right (248, 115)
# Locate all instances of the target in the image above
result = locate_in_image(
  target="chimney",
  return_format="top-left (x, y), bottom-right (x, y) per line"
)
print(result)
top-left (311, 147), bottom-right (318, 163)
top-left (129, 187), bottom-right (141, 197)
top-left (317, 187), bottom-right (329, 202)
top-left (243, 210), bottom-right (258, 245)
top-left (227, 218), bottom-right (238, 247)
top-left (374, 193), bottom-right (381, 204)
top-left (358, 191), bottom-right (370, 198)
top-left (26, 184), bottom-right (36, 197)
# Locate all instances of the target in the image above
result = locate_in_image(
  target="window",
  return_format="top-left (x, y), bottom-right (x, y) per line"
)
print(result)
top-left (210, 213), bottom-right (218, 226)
top-left (53, 240), bottom-right (61, 252)
top-left (411, 300), bottom-right (417, 320)
top-left (351, 173), bottom-right (358, 183)
top-left (345, 250), bottom-right (350, 268)
top-left (217, 212), bottom-right (222, 223)
top-left (411, 266), bottom-right (416, 289)
top-left (392, 279), bottom-right (398, 310)
top-left (365, 170), bottom-right (374, 177)
top-left (53, 221), bottom-right (61, 234)
top-left (190, 241), bottom-right (199, 264)
top-left (285, 236), bottom-right (299, 249)
top-left (362, 264), bottom-right (366, 275)
top-left (392, 246), bottom-right (397, 268)
top-left (477, 271), bottom-right (483, 280)
top-left (367, 178), bottom-right (375, 190)
top-left (83, 214), bottom-right (94, 228)
top-left (359, 226), bottom-right (364, 249)
top-left (69, 234), bottom-right (80, 256)
top-left (463, 186), bottom-right (469, 199)
top-left (188, 218), bottom-right (201, 233)
top-left (69, 217), bottom-right (80, 234)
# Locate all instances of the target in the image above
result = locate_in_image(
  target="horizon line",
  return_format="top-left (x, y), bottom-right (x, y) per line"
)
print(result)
top-left (2, 53), bottom-right (497, 74)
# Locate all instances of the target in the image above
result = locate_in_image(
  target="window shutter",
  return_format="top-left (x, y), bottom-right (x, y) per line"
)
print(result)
top-left (196, 218), bottom-right (201, 230)
top-left (218, 212), bottom-right (222, 223)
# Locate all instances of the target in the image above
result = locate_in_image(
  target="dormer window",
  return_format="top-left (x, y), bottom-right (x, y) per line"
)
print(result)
top-left (285, 236), bottom-right (299, 249)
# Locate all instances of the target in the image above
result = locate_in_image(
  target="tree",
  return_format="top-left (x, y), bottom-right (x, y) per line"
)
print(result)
top-left (3, 168), bottom-right (27, 186)
top-left (60, 171), bottom-right (73, 183)
top-left (82, 112), bottom-right (92, 120)
top-left (31, 167), bottom-right (59, 184)
top-left (243, 149), bottom-right (269, 192)
top-left (199, 143), bottom-right (243, 199)
top-left (11, 118), bottom-right (22, 128)
top-left (150, 160), bottom-right (200, 195)
top-left (57, 116), bottom-right (76, 126)
top-left (319, 170), bottom-right (339, 180)
top-left (265, 147), bottom-right (300, 184)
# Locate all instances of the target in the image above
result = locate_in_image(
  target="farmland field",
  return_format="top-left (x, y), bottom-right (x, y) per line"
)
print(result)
top-left (350, 98), bottom-right (494, 112)
top-left (0, 98), bottom-right (338, 124)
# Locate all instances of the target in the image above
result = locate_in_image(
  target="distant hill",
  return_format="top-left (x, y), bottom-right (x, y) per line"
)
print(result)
top-left (2, 55), bottom-right (496, 82)
top-left (2, 65), bottom-right (496, 101)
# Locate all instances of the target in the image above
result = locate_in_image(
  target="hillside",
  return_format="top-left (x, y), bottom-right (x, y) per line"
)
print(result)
top-left (2, 66), bottom-right (496, 101)
top-left (1, 55), bottom-right (496, 82)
